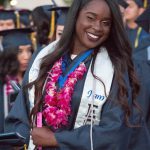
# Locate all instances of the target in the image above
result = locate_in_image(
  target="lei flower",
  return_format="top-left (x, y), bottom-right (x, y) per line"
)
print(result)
top-left (43, 57), bottom-right (87, 129)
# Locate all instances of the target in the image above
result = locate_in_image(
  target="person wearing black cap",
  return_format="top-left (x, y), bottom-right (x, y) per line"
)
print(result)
top-left (18, 9), bottom-right (32, 28)
top-left (0, 9), bottom-right (17, 51)
top-left (0, 28), bottom-right (34, 134)
top-left (0, 9), bottom-right (16, 31)
top-left (125, 0), bottom-right (148, 49)
top-left (4, 0), bottom-right (150, 150)
top-left (50, 6), bottom-right (69, 40)
top-left (31, 5), bottom-right (55, 50)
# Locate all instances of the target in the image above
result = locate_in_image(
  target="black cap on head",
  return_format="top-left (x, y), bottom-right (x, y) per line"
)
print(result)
top-left (117, 0), bottom-right (129, 8)
top-left (134, 0), bottom-right (144, 7)
top-left (135, 6), bottom-right (150, 32)
top-left (0, 28), bottom-right (33, 49)
top-left (18, 9), bottom-right (31, 27)
top-left (42, 5), bottom-right (55, 19)
top-left (50, 6), bottom-right (69, 26)
top-left (0, 9), bottom-right (16, 21)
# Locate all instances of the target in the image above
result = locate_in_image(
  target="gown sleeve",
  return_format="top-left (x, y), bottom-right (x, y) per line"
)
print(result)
top-left (4, 88), bottom-right (30, 144)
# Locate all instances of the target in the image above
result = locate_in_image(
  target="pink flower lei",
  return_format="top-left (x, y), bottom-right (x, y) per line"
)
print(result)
top-left (42, 57), bottom-right (87, 130)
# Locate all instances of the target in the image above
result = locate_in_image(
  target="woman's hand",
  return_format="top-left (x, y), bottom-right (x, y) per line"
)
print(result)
top-left (30, 126), bottom-right (58, 147)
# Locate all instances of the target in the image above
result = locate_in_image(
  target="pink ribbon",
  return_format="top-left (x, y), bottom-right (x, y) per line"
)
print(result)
top-left (37, 112), bottom-right (42, 150)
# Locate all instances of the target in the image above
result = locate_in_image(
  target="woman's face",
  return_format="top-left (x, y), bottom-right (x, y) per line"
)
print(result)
top-left (74, 0), bottom-right (112, 53)
top-left (17, 45), bottom-right (32, 72)
top-left (56, 25), bottom-right (64, 40)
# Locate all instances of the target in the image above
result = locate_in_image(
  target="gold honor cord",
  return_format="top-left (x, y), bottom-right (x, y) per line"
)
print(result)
top-left (24, 144), bottom-right (27, 150)
top-left (144, 0), bottom-right (148, 8)
top-left (15, 11), bottom-right (20, 29)
top-left (48, 11), bottom-right (55, 40)
top-left (134, 27), bottom-right (142, 48)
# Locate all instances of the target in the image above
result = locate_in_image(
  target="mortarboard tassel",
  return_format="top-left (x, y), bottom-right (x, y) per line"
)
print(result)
top-left (48, 10), bottom-right (55, 40)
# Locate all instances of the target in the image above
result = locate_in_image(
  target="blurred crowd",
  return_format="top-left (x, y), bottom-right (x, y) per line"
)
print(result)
top-left (0, 0), bottom-right (150, 141)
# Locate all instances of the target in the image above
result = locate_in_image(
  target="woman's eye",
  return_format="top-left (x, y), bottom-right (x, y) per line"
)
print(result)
top-left (102, 21), bottom-right (111, 26)
top-left (87, 16), bottom-right (94, 20)
top-left (18, 49), bottom-right (22, 53)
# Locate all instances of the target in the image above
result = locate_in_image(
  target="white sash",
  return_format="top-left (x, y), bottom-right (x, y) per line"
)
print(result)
top-left (28, 40), bottom-right (58, 110)
top-left (28, 40), bottom-right (58, 149)
top-left (74, 47), bottom-right (114, 128)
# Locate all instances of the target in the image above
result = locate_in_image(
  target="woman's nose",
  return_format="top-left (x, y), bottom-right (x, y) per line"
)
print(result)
top-left (22, 52), bottom-right (31, 60)
top-left (93, 21), bottom-right (102, 32)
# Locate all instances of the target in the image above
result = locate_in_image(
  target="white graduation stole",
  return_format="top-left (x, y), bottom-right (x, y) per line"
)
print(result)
top-left (74, 47), bottom-right (114, 128)
top-left (28, 41), bottom-right (57, 150)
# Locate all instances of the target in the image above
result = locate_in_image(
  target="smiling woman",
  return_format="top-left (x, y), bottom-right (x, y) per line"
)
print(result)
top-left (4, 0), bottom-right (150, 150)
top-left (74, 0), bottom-right (111, 54)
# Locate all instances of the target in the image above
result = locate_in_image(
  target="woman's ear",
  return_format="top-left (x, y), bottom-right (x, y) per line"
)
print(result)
top-left (138, 8), bottom-right (145, 16)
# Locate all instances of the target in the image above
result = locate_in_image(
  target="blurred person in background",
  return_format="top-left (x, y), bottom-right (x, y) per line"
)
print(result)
top-left (0, 9), bottom-right (17, 51)
top-left (0, 9), bottom-right (16, 31)
top-left (31, 5), bottom-right (54, 50)
top-left (17, 9), bottom-right (32, 29)
top-left (124, 0), bottom-right (149, 48)
top-left (0, 28), bottom-right (34, 133)
top-left (124, 0), bottom-right (150, 61)
top-left (51, 6), bottom-right (69, 40)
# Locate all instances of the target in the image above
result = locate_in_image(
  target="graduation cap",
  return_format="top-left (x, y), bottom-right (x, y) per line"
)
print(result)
top-left (51, 0), bottom-right (72, 7)
top-left (50, 6), bottom-right (69, 26)
top-left (0, 28), bottom-right (33, 49)
top-left (117, 0), bottom-right (129, 8)
top-left (18, 9), bottom-right (31, 27)
top-left (42, 5), bottom-right (55, 19)
top-left (134, 0), bottom-right (144, 7)
top-left (135, 6), bottom-right (150, 32)
top-left (0, 9), bottom-right (16, 21)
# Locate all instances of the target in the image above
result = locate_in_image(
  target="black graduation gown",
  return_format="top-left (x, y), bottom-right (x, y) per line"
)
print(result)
top-left (0, 81), bottom-right (4, 133)
top-left (126, 26), bottom-right (149, 49)
top-left (133, 35), bottom-right (150, 61)
top-left (4, 47), bottom-right (150, 150)
top-left (134, 59), bottom-right (150, 126)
